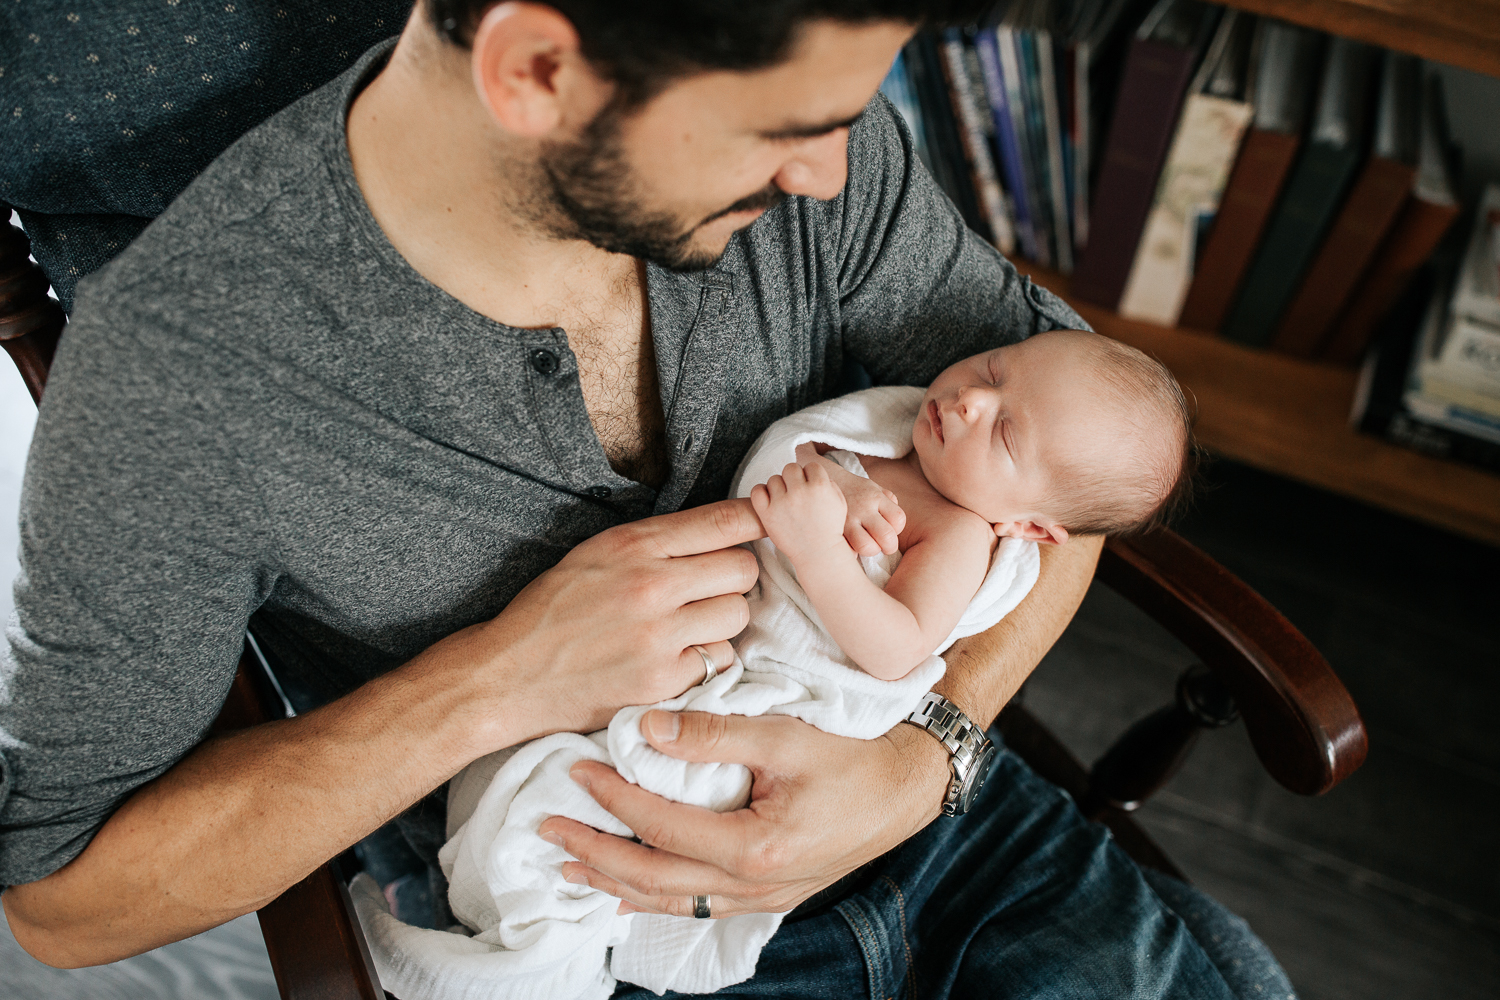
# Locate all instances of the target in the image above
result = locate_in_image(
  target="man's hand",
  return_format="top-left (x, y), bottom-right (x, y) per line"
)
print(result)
top-left (788, 442), bottom-right (906, 556)
top-left (537, 710), bottom-right (949, 917)
top-left (459, 498), bottom-right (764, 740)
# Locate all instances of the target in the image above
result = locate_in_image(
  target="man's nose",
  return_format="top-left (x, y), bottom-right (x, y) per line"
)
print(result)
top-left (772, 129), bottom-right (851, 201)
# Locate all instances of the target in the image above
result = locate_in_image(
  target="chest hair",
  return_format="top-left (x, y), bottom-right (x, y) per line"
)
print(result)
top-left (562, 266), bottom-right (669, 490)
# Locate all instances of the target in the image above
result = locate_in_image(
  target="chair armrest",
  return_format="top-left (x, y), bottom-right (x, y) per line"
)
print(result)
top-left (1096, 528), bottom-right (1367, 796)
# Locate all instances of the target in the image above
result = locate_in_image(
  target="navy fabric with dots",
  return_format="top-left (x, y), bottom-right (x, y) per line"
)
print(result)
top-left (0, 0), bottom-right (412, 310)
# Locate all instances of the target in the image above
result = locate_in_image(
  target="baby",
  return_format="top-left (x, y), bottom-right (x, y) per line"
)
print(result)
top-left (356, 328), bottom-right (1193, 1000)
top-left (753, 327), bottom-right (1193, 682)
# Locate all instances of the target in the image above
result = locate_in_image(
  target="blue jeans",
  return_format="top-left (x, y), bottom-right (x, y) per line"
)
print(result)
top-left (614, 732), bottom-right (1295, 999)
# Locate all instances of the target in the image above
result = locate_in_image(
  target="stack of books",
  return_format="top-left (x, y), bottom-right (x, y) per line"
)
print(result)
top-left (1353, 185), bottom-right (1500, 473)
top-left (883, 0), bottom-right (1467, 368)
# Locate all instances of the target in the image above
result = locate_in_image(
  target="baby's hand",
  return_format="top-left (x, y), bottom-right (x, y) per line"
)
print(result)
top-left (750, 457), bottom-right (849, 564)
top-left (793, 443), bottom-right (905, 557)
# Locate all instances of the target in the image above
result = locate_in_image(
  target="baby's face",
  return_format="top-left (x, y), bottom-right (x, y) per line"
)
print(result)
top-left (911, 333), bottom-right (1121, 540)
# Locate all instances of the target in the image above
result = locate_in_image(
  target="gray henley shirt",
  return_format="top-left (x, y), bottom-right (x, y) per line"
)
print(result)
top-left (0, 41), bottom-right (1084, 886)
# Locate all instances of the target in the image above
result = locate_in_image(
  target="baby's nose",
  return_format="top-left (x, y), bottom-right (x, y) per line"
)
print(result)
top-left (958, 385), bottom-right (998, 419)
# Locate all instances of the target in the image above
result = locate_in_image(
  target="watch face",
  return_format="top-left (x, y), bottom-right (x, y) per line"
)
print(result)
top-left (958, 743), bottom-right (998, 814)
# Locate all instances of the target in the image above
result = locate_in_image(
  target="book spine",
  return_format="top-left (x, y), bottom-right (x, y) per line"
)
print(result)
top-left (1178, 128), bottom-right (1302, 331)
top-left (999, 27), bottom-right (1052, 268)
top-left (905, 36), bottom-right (985, 233)
top-left (1271, 155), bottom-right (1417, 356)
top-left (1017, 30), bottom-right (1059, 267)
top-left (1321, 197), bottom-right (1461, 365)
top-left (977, 29), bottom-right (1040, 260)
top-left (941, 30), bottom-right (1017, 253)
top-left (1072, 38), bottom-right (1092, 252)
top-left (1118, 93), bottom-right (1255, 326)
top-left (1034, 30), bottom-right (1074, 272)
top-left (1221, 141), bottom-right (1367, 346)
top-left (1070, 37), bottom-right (1201, 309)
top-left (1378, 412), bottom-right (1500, 473)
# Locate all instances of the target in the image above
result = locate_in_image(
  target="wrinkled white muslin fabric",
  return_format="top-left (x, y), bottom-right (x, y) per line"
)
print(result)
top-left (352, 386), bottom-right (1040, 1000)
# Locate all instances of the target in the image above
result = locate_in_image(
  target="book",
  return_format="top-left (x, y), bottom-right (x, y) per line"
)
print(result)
top-left (1070, 0), bottom-right (1222, 309)
top-left (1412, 314), bottom-right (1500, 419)
top-left (1014, 16), bottom-right (1063, 267)
top-left (1117, 10), bottom-right (1256, 326)
top-left (879, 51), bottom-right (935, 174)
top-left (1450, 182), bottom-right (1500, 329)
top-left (1221, 36), bottom-right (1381, 347)
top-left (1351, 272), bottom-right (1500, 473)
top-left (1069, 0), bottom-right (1157, 253)
top-left (1015, 0), bottom-right (1075, 272)
top-left (976, 27), bottom-right (1042, 260)
top-left (995, 21), bottom-right (1054, 266)
top-left (1321, 74), bottom-right (1461, 365)
top-left (904, 34), bottom-right (986, 236)
top-left (1271, 52), bottom-right (1421, 357)
top-left (940, 28), bottom-right (1017, 252)
top-left (1177, 20), bottom-right (1324, 332)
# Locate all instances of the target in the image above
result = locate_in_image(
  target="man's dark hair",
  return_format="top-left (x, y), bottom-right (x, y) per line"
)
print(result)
top-left (426, 0), bottom-right (994, 104)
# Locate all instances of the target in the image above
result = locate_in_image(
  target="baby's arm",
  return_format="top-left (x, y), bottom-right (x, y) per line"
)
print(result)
top-left (750, 459), bottom-right (989, 680)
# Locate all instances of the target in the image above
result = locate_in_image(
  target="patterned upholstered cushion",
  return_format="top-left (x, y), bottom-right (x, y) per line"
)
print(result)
top-left (1, 0), bottom-right (413, 310)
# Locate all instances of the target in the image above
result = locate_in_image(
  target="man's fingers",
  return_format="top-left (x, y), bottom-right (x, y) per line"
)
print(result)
top-left (674, 639), bottom-right (734, 688)
top-left (538, 817), bottom-right (752, 916)
top-left (673, 593), bottom-right (751, 650)
top-left (562, 764), bottom-right (765, 875)
top-left (635, 498), bottom-right (765, 557)
top-left (665, 546), bottom-right (759, 604)
top-left (865, 518), bottom-right (899, 556)
top-left (638, 711), bottom-right (802, 767)
top-left (844, 526), bottom-right (880, 557)
top-left (883, 500), bottom-right (907, 534)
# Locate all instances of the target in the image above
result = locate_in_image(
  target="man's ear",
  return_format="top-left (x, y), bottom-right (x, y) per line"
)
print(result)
top-left (994, 519), bottom-right (1070, 545)
top-left (469, 2), bottom-right (606, 137)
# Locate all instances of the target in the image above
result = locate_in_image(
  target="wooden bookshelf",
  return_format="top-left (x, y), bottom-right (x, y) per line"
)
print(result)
top-left (1218, 0), bottom-right (1500, 78)
top-left (1015, 260), bottom-right (1500, 546)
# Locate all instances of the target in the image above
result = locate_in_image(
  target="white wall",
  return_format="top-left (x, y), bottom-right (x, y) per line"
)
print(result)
top-left (0, 213), bottom-right (40, 628)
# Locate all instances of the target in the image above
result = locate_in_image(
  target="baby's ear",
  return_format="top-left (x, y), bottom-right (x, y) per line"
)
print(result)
top-left (994, 520), bottom-right (1069, 545)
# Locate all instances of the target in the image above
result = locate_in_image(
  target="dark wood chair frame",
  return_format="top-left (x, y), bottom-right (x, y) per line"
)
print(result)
top-left (0, 208), bottom-right (1367, 1000)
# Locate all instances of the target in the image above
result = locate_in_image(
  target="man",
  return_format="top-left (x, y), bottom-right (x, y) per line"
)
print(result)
top-left (0, 2), bottom-right (1289, 996)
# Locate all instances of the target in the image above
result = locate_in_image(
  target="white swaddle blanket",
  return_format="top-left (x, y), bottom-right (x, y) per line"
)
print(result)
top-left (352, 386), bottom-right (1040, 1000)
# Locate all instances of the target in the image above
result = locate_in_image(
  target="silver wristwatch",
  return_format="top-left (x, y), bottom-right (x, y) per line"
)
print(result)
top-left (902, 692), bottom-right (997, 816)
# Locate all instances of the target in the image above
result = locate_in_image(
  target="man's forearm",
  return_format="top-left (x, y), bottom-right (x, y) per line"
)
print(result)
top-left (934, 536), bottom-right (1102, 726)
top-left (2, 642), bottom-right (502, 968)
top-left (3, 500), bottom-right (766, 969)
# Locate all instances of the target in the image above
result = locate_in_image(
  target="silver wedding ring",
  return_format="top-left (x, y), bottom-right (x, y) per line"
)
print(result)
top-left (690, 644), bottom-right (717, 687)
top-left (693, 894), bottom-right (712, 919)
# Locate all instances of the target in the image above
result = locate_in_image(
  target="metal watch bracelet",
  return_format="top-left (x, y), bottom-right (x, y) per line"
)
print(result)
top-left (902, 692), bottom-right (996, 816)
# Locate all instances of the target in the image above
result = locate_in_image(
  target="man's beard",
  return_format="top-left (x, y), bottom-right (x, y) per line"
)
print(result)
top-left (527, 104), bottom-right (787, 273)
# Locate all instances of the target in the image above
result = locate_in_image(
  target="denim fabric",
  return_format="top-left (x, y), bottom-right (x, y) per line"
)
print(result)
top-left (1, 0), bottom-right (411, 308)
top-left (613, 734), bottom-right (1293, 1000)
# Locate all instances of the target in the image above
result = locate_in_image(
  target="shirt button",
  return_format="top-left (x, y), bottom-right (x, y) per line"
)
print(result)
top-left (529, 349), bottom-right (559, 375)
top-left (587, 485), bottom-right (613, 498)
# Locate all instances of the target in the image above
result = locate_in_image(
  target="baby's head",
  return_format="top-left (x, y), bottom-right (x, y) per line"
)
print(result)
top-left (911, 330), bottom-right (1194, 544)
